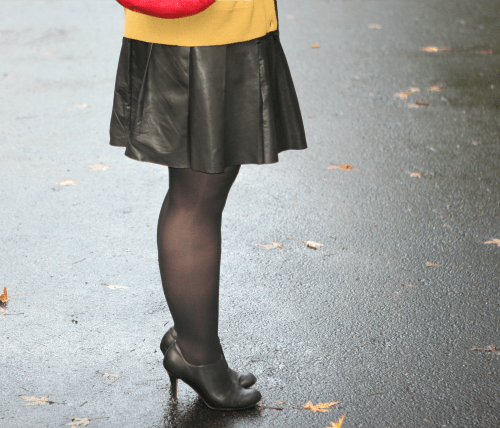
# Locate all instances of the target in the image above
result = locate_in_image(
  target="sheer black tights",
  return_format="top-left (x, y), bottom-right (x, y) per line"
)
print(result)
top-left (157, 165), bottom-right (241, 365)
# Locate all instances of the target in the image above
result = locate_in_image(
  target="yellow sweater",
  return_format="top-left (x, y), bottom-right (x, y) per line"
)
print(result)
top-left (123, 0), bottom-right (278, 47)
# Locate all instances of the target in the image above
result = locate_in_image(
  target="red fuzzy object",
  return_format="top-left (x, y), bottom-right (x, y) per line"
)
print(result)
top-left (117, 0), bottom-right (216, 19)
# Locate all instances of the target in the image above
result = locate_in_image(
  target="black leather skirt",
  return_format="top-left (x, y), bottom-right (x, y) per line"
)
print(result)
top-left (109, 30), bottom-right (307, 173)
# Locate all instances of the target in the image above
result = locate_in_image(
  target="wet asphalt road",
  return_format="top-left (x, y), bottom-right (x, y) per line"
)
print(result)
top-left (1, 0), bottom-right (499, 427)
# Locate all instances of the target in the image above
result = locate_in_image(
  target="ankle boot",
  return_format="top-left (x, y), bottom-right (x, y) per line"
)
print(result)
top-left (163, 341), bottom-right (262, 410)
top-left (160, 327), bottom-right (257, 388)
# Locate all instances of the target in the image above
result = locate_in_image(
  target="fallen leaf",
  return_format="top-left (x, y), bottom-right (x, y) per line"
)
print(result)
top-left (415, 101), bottom-right (429, 106)
top-left (409, 172), bottom-right (422, 178)
top-left (0, 287), bottom-right (9, 303)
top-left (20, 396), bottom-right (51, 406)
top-left (484, 238), bottom-right (500, 247)
top-left (426, 262), bottom-right (442, 267)
top-left (102, 373), bottom-right (121, 379)
top-left (311, 43), bottom-right (320, 48)
top-left (419, 46), bottom-right (451, 52)
top-left (255, 242), bottom-right (283, 250)
top-left (325, 414), bottom-right (346, 428)
top-left (102, 281), bottom-right (130, 289)
top-left (410, 87), bottom-right (420, 92)
top-left (401, 283), bottom-right (418, 287)
top-left (368, 24), bottom-right (382, 29)
top-left (395, 91), bottom-right (411, 101)
top-left (56, 179), bottom-right (76, 186)
top-left (306, 240), bottom-right (324, 249)
top-left (302, 400), bottom-right (340, 412)
top-left (66, 418), bottom-right (91, 427)
top-left (328, 164), bottom-right (356, 170)
top-left (88, 164), bottom-right (109, 172)
top-left (407, 104), bottom-right (419, 108)
top-left (472, 345), bottom-right (500, 356)
top-left (428, 86), bottom-right (442, 91)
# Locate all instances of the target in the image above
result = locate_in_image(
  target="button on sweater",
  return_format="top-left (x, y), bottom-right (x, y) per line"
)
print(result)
top-left (123, 0), bottom-right (278, 47)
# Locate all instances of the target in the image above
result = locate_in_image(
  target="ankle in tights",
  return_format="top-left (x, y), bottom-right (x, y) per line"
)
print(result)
top-left (157, 165), bottom-right (240, 365)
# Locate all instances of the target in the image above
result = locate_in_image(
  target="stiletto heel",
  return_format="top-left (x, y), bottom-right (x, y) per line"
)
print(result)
top-left (160, 327), bottom-right (257, 388)
top-left (163, 341), bottom-right (261, 410)
top-left (168, 373), bottom-right (178, 402)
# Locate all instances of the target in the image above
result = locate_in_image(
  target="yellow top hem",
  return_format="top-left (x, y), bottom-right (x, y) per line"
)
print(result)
top-left (123, 0), bottom-right (278, 47)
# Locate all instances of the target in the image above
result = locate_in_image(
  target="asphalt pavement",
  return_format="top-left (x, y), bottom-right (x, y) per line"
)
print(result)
top-left (1, 0), bottom-right (499, 427)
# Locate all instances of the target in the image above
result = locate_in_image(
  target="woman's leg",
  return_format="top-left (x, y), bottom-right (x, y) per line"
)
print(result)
top-left (157, 165), bottom-right (241, 366)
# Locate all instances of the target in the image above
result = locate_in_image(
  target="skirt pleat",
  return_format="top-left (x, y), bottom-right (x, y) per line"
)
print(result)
top-left (110, 30), bottom-right (307, 173)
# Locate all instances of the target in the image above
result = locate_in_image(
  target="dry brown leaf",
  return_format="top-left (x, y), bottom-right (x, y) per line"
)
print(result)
top-left (255, 242), bottom-right (283, 250)
top-left (302, 400), bottom-right (340, 412)
top-left (21, 396), bottom-right (50, 406)
top-left (328, 164), bottom-right (355, 170)
top-left (472, 345), bottom-right (500, 356)
top-left (311, 43), bottom-right (320, 48)
top-left (306, 241), bottom-right (324, 249)
top-left (415, 101), bottom-right (429, 106)
top-left (410, 87), bottom-right (420, 92)
top-left (428, 86), bottom-right (442, 91)
top-left (426, 262), bottom-right (442, 267)
top-left (395, 91), bottom-right (411, 101)
top-left (409, 172), bottom-right (422, 178)
top-left (88, 164), bottom-right (109, 172)
top-left (401, 283), bottom-right (418, 287)
top-left (102, 281), bottom-right (130, 289)
top-left (484, 238), bottom-right (500, 247)
top-left (325, 414), bottom-right (346, 428)
top-left (368, 24), bottom-right (382, 29)
top-left (0, 287), bottom-right (9, 303)
top-left (419, 46), bottom-right (451, 52)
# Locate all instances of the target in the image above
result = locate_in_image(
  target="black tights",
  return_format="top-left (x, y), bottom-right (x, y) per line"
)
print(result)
top-left (157, 165), bottom-right (241, 365)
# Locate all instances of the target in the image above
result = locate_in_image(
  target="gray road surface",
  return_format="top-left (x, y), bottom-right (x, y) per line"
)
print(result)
top-left (1, 0), bottom-right (499, 427)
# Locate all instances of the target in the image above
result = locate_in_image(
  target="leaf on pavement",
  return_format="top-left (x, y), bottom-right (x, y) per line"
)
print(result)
top-left (401, 283), bottom-right (418, 287)
top-left (306, 241), bottom-right (324, 249)
top-left (66, 418), bottom-right (91, 427)
top-left (472, 345), bottom-right (500, 356)
top-left (426, 262), bottom-right (442, 267)
top-left (255, 242), bottom-right (283, 249)
top-left (409, 172), bottom-right (422, 178)
top-left (302, 400), bottom-right (340, 412)
top-left (88, 164), bottom-right (109, 172)
top-left (415, 101), bottom-right (429, 106)
top-left (410, 87), bottom-right (420, 92)
top-left (102, 373), bottom-right (121, 380)
top-left (20, 396), bottom-right (51, 406)
top-left (368, 24), bottom-right (381, 29)
top-left (428, 86), bottom-right (442, 91)
top-left (328, 164), bottom-right (356, 170)
top-left (325, 414), bottom-right (346, 428)
top-left (395, 91), bottom-right (411, 101)
top-left (419, 46), bottom-right (451, 52)
top-left (0, 287), bottom-right (9, 303)
top-left (56, 179), bottom-right (76, 186)
top-left (102, 281), bottom-right (130, 289)
top-left (311, 43), bottom-right (320, 48)
top-left (484, 238), bottom-right (500, 247)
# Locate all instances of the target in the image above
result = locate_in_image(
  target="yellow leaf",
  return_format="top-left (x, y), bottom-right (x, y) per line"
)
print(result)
top-left (395, 91), bottom-right (411, 101)
top-left (484, 238), bottom-right (500, 247)
top-left (302, 400), bottom-right (340, 412)
top-left (20, 396), bottom-right (50, 406)
top-left (255, 242), bottom-right (283, 250)
top-left (419, 46), bottom-right (451, 52)
top-left (311, 43), bottom-right (320, 48)
top-left (88, 164), bottom-right (109, 171)
top-left (410, 87), bottom-right (421, 92)
top-left (426, 262), bottom-right (442, 267)
top-left (409, 172), bottom-right (422, 178)
top-left (0, 287), bottom-right (9, 303)
top-left (306, 241), bottom-right (324, 249)
top-left (326, 414), bottom-right (346, 428)
top-left (328, 164), bottom-right (355, 170)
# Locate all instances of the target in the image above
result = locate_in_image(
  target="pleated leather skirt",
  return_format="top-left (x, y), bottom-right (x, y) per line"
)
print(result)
top-left (109, 30), bottom-right (307, 173)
